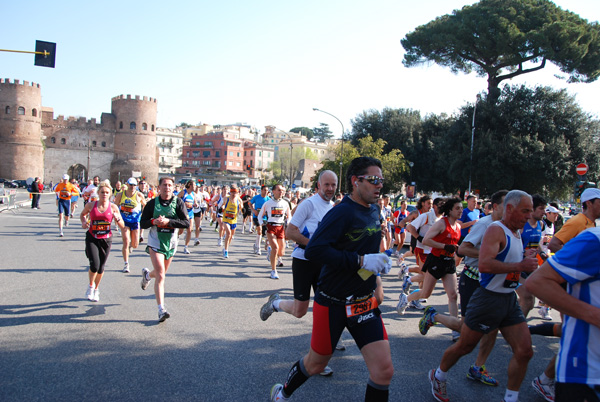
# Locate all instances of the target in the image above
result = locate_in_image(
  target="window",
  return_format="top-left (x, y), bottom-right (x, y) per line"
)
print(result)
top-left (237, 152), bottom-right (240, 157)
top-left (92, 141), bottom-right (97, 147)
top-left (215, 151), bottom-right (220, 157)
top-left (101, 141), bottom-right (106, 147)
top-left (229, 161), bottom-right (233, 166)
top-left (221, 141), bottom-right (224, 146)
top-left (229, 151), bottom-right (233, 156)
top-left (205, 141), bottom-right (212, 146)
top-left (51, 137), bottom-right (56, 144)
top-left (119, 121), bottom-right (123, 129)
top-left (251, 151), bottom-right (253, 156)
top-left (203, 160), bottom-right (211, 166)
top-left (18, 107), bottom-right (25, 115)
top-left (5, 106), bottom-right (9, 114)
top-left (195, 142), bottom-right (200, 146)
top-left (259, 151), bottom-right (262, 157)
top-left (244, 151), bottom-right (247, 156)
top-left (60, 138), bottom-right (66, 145)
top-left (130, 122), bottom-right (136, 130)
top-left (186, 151), bottom-right (189, 157)
top-left (236, 162), bottom-right (241, 167)
top-left (142, 123), bottom-right (147, 130)
top-left (32, 109), bottom-right (37, 117)
top-left (203, 151), bottom-right (210, 157)
top-left (151, 125), bottom-right (155, 131)
top-left (192, 151), bottom-right (200, 158)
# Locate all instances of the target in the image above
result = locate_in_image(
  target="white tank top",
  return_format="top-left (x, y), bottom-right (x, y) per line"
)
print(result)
top-left (479, 221), bottom-right (524, 294)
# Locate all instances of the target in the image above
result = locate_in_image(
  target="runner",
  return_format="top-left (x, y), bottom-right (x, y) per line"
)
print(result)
top-left (220, 184), bottom-right (243, 258)
top-left (177, 180), bottom-right (197, 254)
top-left (241, 188), bottom-right (253, 234)
top-left (114, 177), bottom-right (147, 273)
top-left (428, 190), bottom-right (538, 402)
top-left (54, 174), bottom-right (78, 237)
top-left (269, 157), bottom-right (393, 402)
top-left (82, 176), bottom-right (100, 205)
top-left (250, 186), bottom-right (271, 256)
top-left (69, 179), bottom-right (80, 218)
top-left (192, 184), bottom-right (209, 246)
top-left (257, 184), bottom-right (291, 279)
top-left (139, 177), bottom-right (190, 322)
top-left (419, 190), bottom-right (508, 387)
top-left (80, 181), bottom-right (124, 302)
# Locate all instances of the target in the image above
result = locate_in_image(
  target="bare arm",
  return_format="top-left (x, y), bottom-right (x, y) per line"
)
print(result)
top-left (397, 210), bottom-right (418, 229)
top-left (285, 223), bottom-right (308, 246)
top-left (79, 202), bottom-right (94, 229)
top-left (526, 262), bottom-right (600, 329)
top-left (111, 204), bottom-right (125, 230)
top-left (422, 218), bottom-right (447, 250)
top-left (548, 236), bottom-right (564, 253)
top-left (458, 241), bottom-right (479, 259)
top-left (406, 223), bottom-right (420, 240)
top-left (478, 225), bottom-right (538, 274)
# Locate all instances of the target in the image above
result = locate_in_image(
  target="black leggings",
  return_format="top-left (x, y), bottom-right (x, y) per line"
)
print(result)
top-left (85, 232), bottom-right (112, 274)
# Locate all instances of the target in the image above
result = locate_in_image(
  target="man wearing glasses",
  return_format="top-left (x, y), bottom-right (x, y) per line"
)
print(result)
top-left (114, 178), bottom-right (147, 273)
top-left (269, 157), bottom-right (393, 402)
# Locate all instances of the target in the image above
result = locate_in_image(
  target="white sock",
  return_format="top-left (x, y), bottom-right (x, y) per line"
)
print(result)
top-left (504, 390), bottom-right (519, 402)
top-left (158, 304), bottom-right (166, 313)
top-left (435, 367), bottom-right (447, 382)
top-left (273, 299), bottom-right (281, 311)
top-left (539, 372), bottom-right (552, 384)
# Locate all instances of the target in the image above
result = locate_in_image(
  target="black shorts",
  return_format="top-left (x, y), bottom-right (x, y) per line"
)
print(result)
top-left (85, 231), bottom-right (112, 274)
top-left (311, 299), bottom-right (388, 355)
top-left (555, 382), bottom-right (600, 402)
top-left (292, 258), bottom-right (322, 302)
top-left (242, 208), bottom-right (252, 218)
top-left (252, 217), bottom-right (267, 236)
top-left (464, 287), bottom-right (525, 334)
top-left (193, 208), bottom-right (205, 218)
top-left (458, 269), bottom-right (480, 317)
top-left (422, 254), bottom-right (456, 280)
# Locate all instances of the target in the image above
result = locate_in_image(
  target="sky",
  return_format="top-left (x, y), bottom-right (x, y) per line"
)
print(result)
top-left (2, 0), bottom-right (599, 139)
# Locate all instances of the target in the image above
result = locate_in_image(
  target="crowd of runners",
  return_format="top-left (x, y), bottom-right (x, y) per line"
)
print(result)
top-left (43, 157), bottom-right (600, 402)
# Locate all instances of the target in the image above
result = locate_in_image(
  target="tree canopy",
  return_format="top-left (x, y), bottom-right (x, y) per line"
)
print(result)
top-left (401, 0), bottom-right (600, 103)
top-left (312, 123), bottom-right (334, 142)
top-left (289, 126), bottom-right (314, 140)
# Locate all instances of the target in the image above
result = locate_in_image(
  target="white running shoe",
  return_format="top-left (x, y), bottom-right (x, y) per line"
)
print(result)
top-left (92, 289), bottom-right (99, 302)
top-left (267, 246), bottom-right (272, 262)
top-left (217, 238), bottom-right (222, 247)
top-left (396, 293), bottom-right (408, 315)
top-left (319, 365), bottom-right (334, 376)
top-left (409, 299), bottom-right (425, 310)
top-left (194, 239), bottom-right (200, 246)
top-left (270, 270), bottom-right (279, 279)
top-left (122, 263), bottom-right (130, 273)
top-left (141, 268), bottom-right (151, 290)
top-left (86, 286), bottom-right (94, 301)
top-left (538, 306), bottom-right (553, 321)
top-left (59, 231), bottom-right (64, 237)
top-left (183, 247), bottom-right (190, 254)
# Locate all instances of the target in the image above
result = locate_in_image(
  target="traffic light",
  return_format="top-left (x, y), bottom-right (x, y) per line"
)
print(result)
top-left (574, 180), bottom-right (597, 202)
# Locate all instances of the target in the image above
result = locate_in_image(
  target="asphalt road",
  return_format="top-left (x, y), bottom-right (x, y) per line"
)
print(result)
top-left (0, 192), bottom-right (556, 401)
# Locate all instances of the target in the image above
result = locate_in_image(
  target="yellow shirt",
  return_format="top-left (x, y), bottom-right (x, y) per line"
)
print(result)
top-left (554, 213), bottom-right (596, 245)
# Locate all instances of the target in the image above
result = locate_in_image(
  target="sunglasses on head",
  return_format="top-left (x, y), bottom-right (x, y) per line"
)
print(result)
top-left (357, 175), bottom-right (384, 185)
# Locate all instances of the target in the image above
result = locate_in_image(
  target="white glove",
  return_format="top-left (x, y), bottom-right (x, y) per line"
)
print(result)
top-left (361, 253), bottom-right (392, 275)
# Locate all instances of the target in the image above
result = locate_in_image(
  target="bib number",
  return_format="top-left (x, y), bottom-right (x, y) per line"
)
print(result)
top-left (91, 220), bottom-right (110, 236)
top-left (503, 272), bottom-right (521, 288)
top-left (345, 297), bottom-right (378, 327)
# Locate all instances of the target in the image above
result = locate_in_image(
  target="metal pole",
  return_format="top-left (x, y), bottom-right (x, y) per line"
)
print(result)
top-left (290, 142), bottom-right (293, 187)
top-left (312, 108), bottom-right (344, 189)
top-left (468, 96), bottom-right (478, 196)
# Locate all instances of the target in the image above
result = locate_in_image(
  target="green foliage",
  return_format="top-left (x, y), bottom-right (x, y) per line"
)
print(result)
top-left (401, 0), bottom-right (600, 102)
top-left (290, 127), bottom-right (314, 140)
top-left (312, 123), bottom-right (334, 142)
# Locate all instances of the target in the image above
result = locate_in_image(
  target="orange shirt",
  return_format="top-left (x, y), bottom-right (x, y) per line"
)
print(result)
top-left (553, 213), bottom-right (596, 245)
top-left (54, 182), bottom-right (77, 200)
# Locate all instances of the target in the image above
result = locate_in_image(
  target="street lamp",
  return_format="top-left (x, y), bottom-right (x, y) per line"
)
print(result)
top-left (468, 94), bottom-right (480, 196)
top-left (312, 108), bottom-right (344, 190)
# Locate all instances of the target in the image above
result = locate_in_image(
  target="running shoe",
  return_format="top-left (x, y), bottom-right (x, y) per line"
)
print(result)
top-left (467, 364), bottom-right (499, 386)
top-left (270, 270), bottom-right (279, 280)
top-left (59, 231), bottom-right (64, 237)
top-left (194, 239), bottom-right (200, 246)
top-left (409, 299), bottom-right (425, 310)
top-left (319, 365), bottom-right (334, 376)
top-left (253, 243), bottom-right (259, 254)
top-left (92, 289), bottom-right (100, 302)
top-left (141, 268), bottom-right (151, 290)
top-left (217, 238), bottom-right (222, 247)
top-left (532, 375), bottom-right (555, 402)
top-left (452, 331), bottom-right (460, 342)
top-left (419, 306), bottom-right (437, 335)
top-left (139, 236), bottom-right (144, 243)
top-left (538, 306), bottom-right (552, 321)
top-left (257, 248), bottom-right (262, 256)
top-left (396, 293), bottom-right (408, 315)
top-left (65, 220), bottom-right (69, 227)
top-left (260, 293), bottom-right (280, 321)
top-left (277, 259), bottom-right (284, 268)
top-left (270, 383), bottom-right (286, 402)
top-left (429, 369), bottom-right (449, 402)
top-left (158, 310), bottom-right (170, 323)
top-left (223, 249), bottom-right (228, 259)
top-left (183, 246), bottom-right (190, 254)
top-left (267, 246), bottom-right (272, 262)
top-left (402, 276), bottom-right (412, 295)
top-left (86, 286), bottom-right (94, 301)
top-left (122, 263), bottom-right (130, 273)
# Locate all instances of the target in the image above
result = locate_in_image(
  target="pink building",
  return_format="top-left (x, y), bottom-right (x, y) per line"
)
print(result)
top-left (178, 131), bottom-right (244, 175)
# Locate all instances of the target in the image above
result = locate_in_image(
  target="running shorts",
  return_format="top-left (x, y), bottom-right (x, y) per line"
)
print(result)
top-left (415, 247), bottom-right (427, 266)
top-left (267, 223), bottom-right (285, 239)
top-left (422, 254), bottom-right (456, 280)
top-left (311, 299), bottom-right (388, 355)
top-left (85, 231), bottom-right (112, 274)
top-left (464, 287), bottom-right (525, 334)
top-left (292, 258), bottom-right (322, 302)
top-left (458, 270), bottom-right (480, 317)
top-left (124, 220), bottom-right (140, 231)
top-left (58, 199), bottom-right (71, 215)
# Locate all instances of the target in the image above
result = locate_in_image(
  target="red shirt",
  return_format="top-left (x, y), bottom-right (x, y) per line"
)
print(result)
top-left (431, 217), bottom-right (461, 258)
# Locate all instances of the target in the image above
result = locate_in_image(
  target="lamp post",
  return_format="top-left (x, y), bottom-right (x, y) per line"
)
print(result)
top-left (312, 108), bottom-right (344, 189)
top-left (468, 94), bottom-right (480, 196)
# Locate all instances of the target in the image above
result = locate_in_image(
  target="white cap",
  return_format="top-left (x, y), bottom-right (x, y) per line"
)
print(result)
top-left (545, 206), bottom-right (559, 213)
top-left (127, 177), bottom-right (138, 185)
top-left (62, 174), bottom-right (69, 180)
top-left (581, 188), bottom-right (600, 204)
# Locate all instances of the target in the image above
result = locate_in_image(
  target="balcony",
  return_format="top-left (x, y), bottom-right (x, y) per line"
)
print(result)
top-left (158, 142), bottom-right (174, 148)
top-left (190, 144), bottom-right (213, 148)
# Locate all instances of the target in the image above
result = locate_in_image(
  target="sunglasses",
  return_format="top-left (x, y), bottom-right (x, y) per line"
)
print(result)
top-left (357, 175), bottom-right (385, 185)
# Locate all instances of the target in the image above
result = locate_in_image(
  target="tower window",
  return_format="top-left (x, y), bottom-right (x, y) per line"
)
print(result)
top-left (130, 122), bottom-right (136, 130)
top-left (32, 109), bottom-right (37, 117)
top-left (51, 137), bottom-right (56, 144)
top-left (151, 124), bottom-right (155, 131)
top-left (119, 121), bottom-right (123, 129)
top-left (92, 141), bottom-right (97, 147)
top-left (4, 106), bottom-right (9, 114)
top-left (142, 123), bottom-right (147, 130)
top-left (18, 107), bottom-right (25, 115)
top-left (60, 138), bottom-right (66, 145)
top-left (101, 141), bottom-right (106, 147)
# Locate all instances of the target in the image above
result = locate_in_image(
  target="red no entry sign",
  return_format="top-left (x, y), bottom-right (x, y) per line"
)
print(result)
top-left (576, 163), bottom-right (588, 175)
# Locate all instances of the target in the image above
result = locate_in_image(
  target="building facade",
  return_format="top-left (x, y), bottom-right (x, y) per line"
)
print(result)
top-left (156, 127), bottom-right (184, 175)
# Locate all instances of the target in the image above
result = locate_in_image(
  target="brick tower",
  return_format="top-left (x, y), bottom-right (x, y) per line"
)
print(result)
top-left (0, 79), bottom-right (44, 180)
top-left (109, 95), bottom-right (158, 184)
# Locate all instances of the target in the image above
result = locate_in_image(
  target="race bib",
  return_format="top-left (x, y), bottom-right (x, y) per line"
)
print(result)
top-left (271, 207), bottom-right (284, 218)
top-left (91, 220), bottom-right (110, 236)
top-left (503, 272), bottom-right (521, 288)
top-left (345, 297), bottom-right (379, 327)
